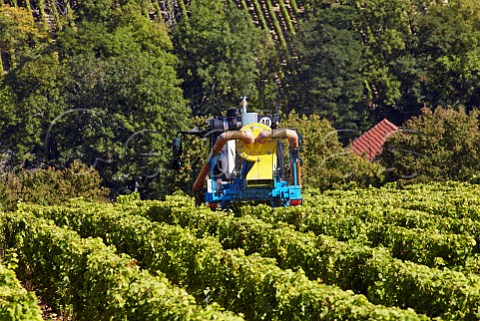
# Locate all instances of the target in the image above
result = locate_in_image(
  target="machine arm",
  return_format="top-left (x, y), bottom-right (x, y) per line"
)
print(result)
top-left (192, 130), bottom-right (254, 192)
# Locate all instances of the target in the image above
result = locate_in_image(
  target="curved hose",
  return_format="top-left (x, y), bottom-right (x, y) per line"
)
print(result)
top-left (255, 129), bottom-right (299, 149)
top-left (193, 130), bottom-right (254, 192)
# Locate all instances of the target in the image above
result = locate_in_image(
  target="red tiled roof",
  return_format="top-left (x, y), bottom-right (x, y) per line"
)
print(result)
top-left (351, 118), bottom-right (399, 161)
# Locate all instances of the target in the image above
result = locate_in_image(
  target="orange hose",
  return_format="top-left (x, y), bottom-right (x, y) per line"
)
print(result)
top-left (296, 159), bottom-right (302, 187)
top-left (192, 130), bottom-right (254, 192)
top-left (192, 158), bottom-right (213, 192)
top-left (213, 130), bottom-right (254, 152)
top-left (255, 129), bottom-right (299, 149)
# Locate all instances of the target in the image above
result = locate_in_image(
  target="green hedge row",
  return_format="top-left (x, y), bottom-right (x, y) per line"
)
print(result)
top-left (289, 0), bottom-right (299, 15)
top-left (93, 193), bottom-right (480, 270)
top-left (22, 201), bottom-right (430, 321)
top-left (302, 182), bottom-right (480, 221)
top-left (129, 198), bottom-right (480, 320)
top-left (264, 0), bottom-right (287, 48)
top-left (177, 0), bottom-right (189, 23)
top-left (237, 201), bottom-right (478, 269)
top-left (367, 224), bottom-right (477, 267)
top-left (1, 211), bottom-right (244, 321)
top-left (249, 193), bottom-right (480, 246)
top-left (403, 198), bottom-right (480, 220)
top-left (0, 263), bottom-right (43, 321)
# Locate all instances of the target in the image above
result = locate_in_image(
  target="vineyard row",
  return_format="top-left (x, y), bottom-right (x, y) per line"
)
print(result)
top-left (239, 203), bottom-right (479, 269)
top-left (1, 211), bottom-right (244, 321)
top-left (137, 196), bottom-right (480, 319)
top-left (0, 263), bottom-right (43, 321)
top-left (21, 201), bottom-right (430, 321)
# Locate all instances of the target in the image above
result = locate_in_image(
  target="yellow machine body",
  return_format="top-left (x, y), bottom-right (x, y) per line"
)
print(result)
top-left (237, 123), bottom-right (277, 186)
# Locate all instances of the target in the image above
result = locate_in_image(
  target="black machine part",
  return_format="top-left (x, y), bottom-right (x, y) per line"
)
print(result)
top-left (171, 136), bottom-right (183, 170)
top-left (276, 140), bottom-right (285, 180)
top-left (208, 110), bottom-right (241, 133)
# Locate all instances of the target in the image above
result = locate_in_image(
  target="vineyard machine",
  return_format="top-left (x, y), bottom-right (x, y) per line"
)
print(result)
top-left (171, 98), bottom-right (302, 208)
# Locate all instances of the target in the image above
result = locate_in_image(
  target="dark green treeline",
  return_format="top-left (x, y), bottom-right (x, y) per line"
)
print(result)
top-left (1, 0), bottom-right (480, 196)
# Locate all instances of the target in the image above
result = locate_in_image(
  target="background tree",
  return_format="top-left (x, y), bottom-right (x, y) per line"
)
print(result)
top-left (416, 0), bottom-right (480, 110)
top-left (0, 53), bottom-right (67, 167)
top-left (281, 112), bottom-right (384, 189)
top-left (285, 3), bottom-right (369, 141)
top-left (254, 30), bottom-right (283, 112)
top-left (292, 0), bottom-right (480, 124)
top-left (338, 0), bottom-right (427, 124)
top-left (0, 4), bottom-right (188, 197)
top-left (47, 8), bottom-right (188, 197)
top-left (0, 5), bottom-right (47, 74)
top-left (71, 0), bottom-right (115, 24)
top-left (173, 0), bottom-right (261, 115)
top-left (381, 107), bottom-right (480, 182)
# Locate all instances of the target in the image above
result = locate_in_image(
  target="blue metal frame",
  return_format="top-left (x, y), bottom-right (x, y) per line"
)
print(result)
top-left (205, 157), bottom-right (302, 207)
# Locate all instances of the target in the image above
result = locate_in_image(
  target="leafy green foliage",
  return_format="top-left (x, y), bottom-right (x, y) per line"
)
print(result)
top-left (282, 112), bottom-right (384, 189)
top-left (254, 30), bottom-right (282, 111)
top-left (23, 198), bottom-right (429, 321)
top-left (71, 0), bottom-right (115, 23)
top-left (141, 196), bottom-right (480, 319)
top-left (0, 5), bottom-right (47, 73)
top-left (1, 52), bottom-right (67, 164)
top-left (2, 209), bottom-right (245, 320)
top-left (11, 179), bottom-right (480, 319)
top-left (285, 3), bottom-right (370, 135)
top-left (381, 107), bottom-right (480, 182)
top-left (0, 161), bottom-right (109, 210)
top-left (149, 116), bottom-right (209, 198)
top-left (173, 0), bottom-right (261, 115)
top-left (341, 0), bottom-right (419, 114)
top-left (0, 264), bottom-right (43, 321)
top-left (415, 0), bottom-right (480, 110)
top-left (0, 3), bottom-right (189, 198)
top-left (45, 9), bottom-right (188, 197)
